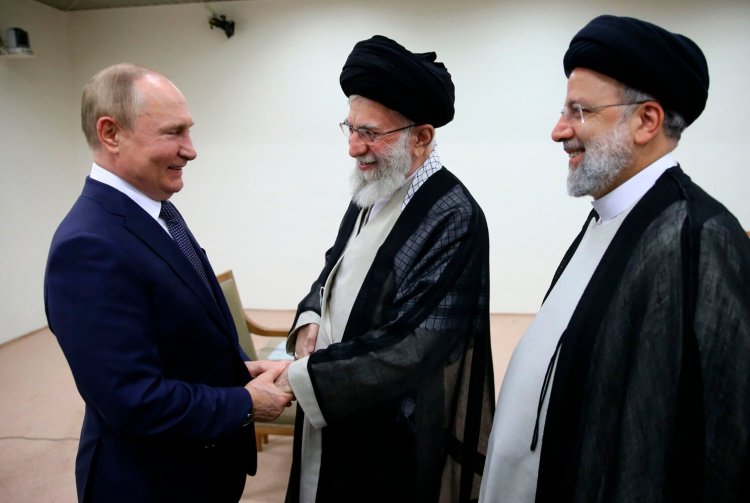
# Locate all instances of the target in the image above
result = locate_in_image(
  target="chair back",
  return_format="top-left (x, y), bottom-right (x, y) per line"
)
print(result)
top-left (215, 270), bottom-right (297, 449)
top-left (218, 274), bottom-right (259, 360)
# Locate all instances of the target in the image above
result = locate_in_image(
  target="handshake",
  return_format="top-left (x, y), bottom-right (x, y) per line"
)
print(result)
top-left (244, 360), bottom-right (295, 422)
top-left (244, 323), bottom-right (318, 422)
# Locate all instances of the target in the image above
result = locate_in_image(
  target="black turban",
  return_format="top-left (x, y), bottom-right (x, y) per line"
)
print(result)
top-left (563, 15), bottom-right (709, 126)
top-left (340, 35), bottom-right (455, 128)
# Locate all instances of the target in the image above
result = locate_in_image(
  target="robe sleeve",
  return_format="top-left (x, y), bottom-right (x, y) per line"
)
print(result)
top-left (287, 355), bottom-right (327, 427)
top-left (285, 311), bottom-right (321, 355)
top-left (694, 214), bottom-right (750, 499)
top-left (305, 197), bottom-right (488, 425)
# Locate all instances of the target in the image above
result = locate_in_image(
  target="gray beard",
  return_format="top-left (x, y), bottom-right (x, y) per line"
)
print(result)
top-left (350, 133), bottom-right (412, 208)
top-left (567, 120), bottom-right (633, 198)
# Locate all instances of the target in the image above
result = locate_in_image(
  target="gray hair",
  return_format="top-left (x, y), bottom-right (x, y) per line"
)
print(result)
top-left (620, 86), bottom-right (687, 141)
top-left (80, 63), bottom-right (153, 149)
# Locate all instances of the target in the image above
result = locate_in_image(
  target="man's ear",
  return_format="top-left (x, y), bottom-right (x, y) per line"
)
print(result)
top-left (413, 124), bottom-right (435, 152)
top-left (633, 102), bottom-right (664, 145)
top-left (96, 116), bottom-right (121, 153)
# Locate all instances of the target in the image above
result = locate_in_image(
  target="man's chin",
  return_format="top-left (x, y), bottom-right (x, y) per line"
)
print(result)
top-left (566, 170), bottom-right (594, 198)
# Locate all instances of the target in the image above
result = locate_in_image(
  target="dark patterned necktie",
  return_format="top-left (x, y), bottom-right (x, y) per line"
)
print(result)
top-left (160, 200), bottom-right (212, 293)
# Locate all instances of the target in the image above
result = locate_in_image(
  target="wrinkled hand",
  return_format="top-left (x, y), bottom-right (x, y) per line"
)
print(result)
top-left (244, 360), bottom-right (293, 422)
top-left (245, 360), bottom-right (281, 378)
top-left (294, 323), bottom-right (319, 360)
top-left (275, 366), bottom-right (293, 398)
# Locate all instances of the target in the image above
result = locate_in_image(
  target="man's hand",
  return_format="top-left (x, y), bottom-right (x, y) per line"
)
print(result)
top-left (245, 360), bottom-right (279, 378)
top-left (244, 360), bottom-right (293, 422)
top-left (294, 323), bottom-right (319, 359)
top-left (275, 365), bottom-right (293, 397)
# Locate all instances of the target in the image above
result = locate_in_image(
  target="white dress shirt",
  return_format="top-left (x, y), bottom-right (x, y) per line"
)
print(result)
top-left (89, 163), bottom-right (170, 235)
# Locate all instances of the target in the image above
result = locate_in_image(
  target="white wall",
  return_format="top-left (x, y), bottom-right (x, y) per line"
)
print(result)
top-left (1, 0), bottom-right (748, 344)
top-left (0, 0), bottom-right (80, 344)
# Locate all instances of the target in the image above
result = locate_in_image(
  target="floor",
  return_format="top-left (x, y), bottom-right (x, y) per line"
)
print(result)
top-left (0, 310), bottom-right (531, 502)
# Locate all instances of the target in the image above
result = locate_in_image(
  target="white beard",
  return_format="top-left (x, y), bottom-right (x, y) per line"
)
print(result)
top-left (566, 119), bottom-right (633, 198)
top-left (350, 132), bottom-right (412, 208)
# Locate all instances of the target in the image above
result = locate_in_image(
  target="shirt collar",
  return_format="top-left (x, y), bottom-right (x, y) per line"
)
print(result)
top-left (592, 152), bottom-right (676, 222)
top-left (89, 163), bottom-right (163, 221)
top-left (404, 147), bottom-right (442, 209)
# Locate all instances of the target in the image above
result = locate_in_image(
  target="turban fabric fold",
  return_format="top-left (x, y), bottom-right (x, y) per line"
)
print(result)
top-left (340, 35), bottom-right (455, 128)
top-left (563, 15), bottom-right (709, 126)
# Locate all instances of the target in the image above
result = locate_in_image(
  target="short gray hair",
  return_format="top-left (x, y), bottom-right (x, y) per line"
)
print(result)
top-left (620, 86), bottom-right (687, 141)
top-left (80, 63), bottom-right (153, 149)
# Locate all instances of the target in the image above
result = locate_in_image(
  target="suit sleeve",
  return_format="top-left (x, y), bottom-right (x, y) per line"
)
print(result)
top-left (45, 233), bottom-right (252, 442)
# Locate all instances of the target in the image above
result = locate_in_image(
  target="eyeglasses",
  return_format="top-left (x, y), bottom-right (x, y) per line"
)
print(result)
top-left (560, 101), bottom-right (650, 124)
top-left (339, 121), bottom-right (415, 143)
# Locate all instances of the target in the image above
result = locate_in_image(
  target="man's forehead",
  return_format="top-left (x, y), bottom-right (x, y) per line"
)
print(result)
top-left (566, 68), bottom-right (622, 101)
top-left (135, 102), bottom-right (193, 128)
top-left (348, 97), bottom-right (404, 126)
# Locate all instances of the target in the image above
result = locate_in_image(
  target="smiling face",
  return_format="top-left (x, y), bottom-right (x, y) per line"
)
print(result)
top-left (345, 96), bottom-right (417, 175)
top-left (113, 74), bottom-right (197, 201)
top-left (344, 96), bottom-right (422, 207)
top-left (349, 129), bottom-right (413, 208)
top-left (551, 68), bottom-right (637, 198)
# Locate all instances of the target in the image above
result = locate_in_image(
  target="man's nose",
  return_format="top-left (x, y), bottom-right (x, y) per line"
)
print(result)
top-left (348, 133), bottom-right (368, 158)
top-left (551, 115), bottom-right (574, 143)
top-left (181, 135), bottom-right (197, 160)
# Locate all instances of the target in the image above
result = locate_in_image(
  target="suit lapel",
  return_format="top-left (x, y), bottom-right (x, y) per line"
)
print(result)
top-left (181, 223), bottom-right (241, 345)
top-left (82, 178), bottom-right (231, 334)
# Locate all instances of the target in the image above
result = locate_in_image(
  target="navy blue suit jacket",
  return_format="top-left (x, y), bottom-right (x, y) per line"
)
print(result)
top-left (44, 178), bottom-right (256, 502)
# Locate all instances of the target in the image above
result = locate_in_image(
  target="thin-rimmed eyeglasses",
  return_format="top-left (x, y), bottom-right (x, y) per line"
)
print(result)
top-left (339, 121), bottom-right (415, 143)
top-left (561, 101), bottom-right (650, 124)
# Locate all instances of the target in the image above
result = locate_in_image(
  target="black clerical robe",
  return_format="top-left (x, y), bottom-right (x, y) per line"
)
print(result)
top-left (537, 166), bottom-right (750, 502)
top-left (286, 168), bottom-right (495, 503)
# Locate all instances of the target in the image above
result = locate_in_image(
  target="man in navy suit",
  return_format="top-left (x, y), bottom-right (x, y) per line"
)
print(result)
top-left (44, 63), bottom-right (293, 502)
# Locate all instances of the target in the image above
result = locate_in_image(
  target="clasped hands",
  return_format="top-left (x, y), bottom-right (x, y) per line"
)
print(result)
top-left (273, 322), bottom-right (319, 403)
top-left (243, 323), bottom-right (319, 423)
top-left (244, 360), bottom-right (294, 422)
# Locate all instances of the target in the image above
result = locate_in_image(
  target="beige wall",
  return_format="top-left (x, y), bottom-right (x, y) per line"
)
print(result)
top-left (1, 0), bottom-right (749, 344)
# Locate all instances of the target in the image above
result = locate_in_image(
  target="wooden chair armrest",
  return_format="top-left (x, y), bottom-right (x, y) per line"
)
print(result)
top-left (244, 313), bottom-right (288, 338)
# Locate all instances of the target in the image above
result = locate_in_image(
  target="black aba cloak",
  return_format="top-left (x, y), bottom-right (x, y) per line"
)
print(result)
top-left (537, 166), bottom-right (750, 502)
top-left (286, 168), bottom-right (495, 503)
